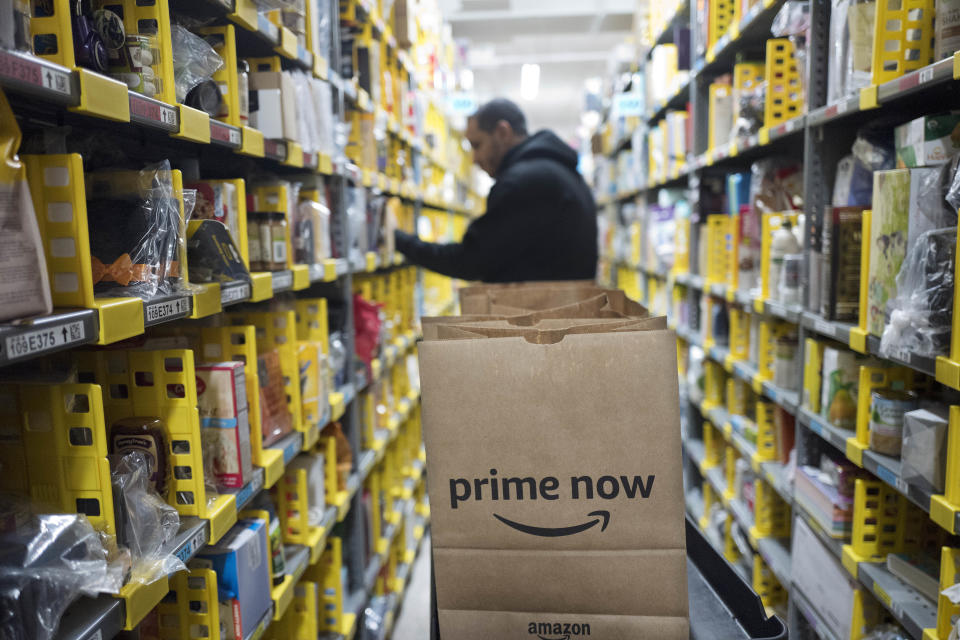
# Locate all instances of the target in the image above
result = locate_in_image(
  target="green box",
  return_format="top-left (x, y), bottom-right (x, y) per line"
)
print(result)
top-left (867, 169), bottom-right (910, 336)
top-left (894, 112), bottom-right (960, 167)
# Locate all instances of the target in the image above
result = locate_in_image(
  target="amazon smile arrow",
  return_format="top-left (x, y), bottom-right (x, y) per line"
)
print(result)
top-left (492, 510), bottom-right (610, 537)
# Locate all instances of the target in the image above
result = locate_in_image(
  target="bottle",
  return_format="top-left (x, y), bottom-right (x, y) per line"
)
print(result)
top-left (251, 494), bottom-right (287, 585)
top-left (109, 417), bottom-right (169, 496)
top-left (237, 60), bottom-right (250, 125)
top-left (769, 220), bottom-right (801, 302)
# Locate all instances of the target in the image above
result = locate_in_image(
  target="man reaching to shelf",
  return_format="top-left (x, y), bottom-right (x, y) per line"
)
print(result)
top-left (394, 98), bottom-right (598, 283)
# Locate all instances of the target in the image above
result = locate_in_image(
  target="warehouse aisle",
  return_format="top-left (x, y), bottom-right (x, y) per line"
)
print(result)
top-left (393, 534), bottom-right (432, 639)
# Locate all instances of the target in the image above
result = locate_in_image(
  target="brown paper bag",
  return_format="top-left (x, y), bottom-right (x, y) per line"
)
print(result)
top-left (459, 283), bottom-right (643, 314)
top-left (419, 321), bottom-right (689, 638)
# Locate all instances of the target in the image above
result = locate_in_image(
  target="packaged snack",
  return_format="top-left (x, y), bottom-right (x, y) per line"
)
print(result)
top-left (197, 362), bottom-right (253, 489)
top-left (820, 347), bottom-right (862, 430)
top-left (257, 349), bottom-right (293, 447)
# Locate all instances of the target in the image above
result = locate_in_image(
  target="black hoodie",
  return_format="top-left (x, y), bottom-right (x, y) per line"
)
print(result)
top-left (394, 130), bottom-right (598, 283)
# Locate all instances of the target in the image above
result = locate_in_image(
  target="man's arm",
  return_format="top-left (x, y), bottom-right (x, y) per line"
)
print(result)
top-left (394, 177), bottom-right (539, 281)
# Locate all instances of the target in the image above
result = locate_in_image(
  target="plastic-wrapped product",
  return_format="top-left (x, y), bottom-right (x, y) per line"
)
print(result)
top-left (879, 227), bottom-right (956, 358)
top-left (750, 158), bottom-right (804, 214)
top-left (86, 160), bottom-right (192, 299)
top-left (110, 451), bottom-right (186, 585)
top-left (0, 0), bottom-right (31, 52)
top-left (171, 24), bottom-right (224, 108)
top-left (311, 77), bottom-right (335, 157)
top-left (0, 494), bottom-right (124, 640)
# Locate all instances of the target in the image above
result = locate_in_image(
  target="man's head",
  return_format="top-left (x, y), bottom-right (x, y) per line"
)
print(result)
top-left (466, 98), bottom-right (528, 177)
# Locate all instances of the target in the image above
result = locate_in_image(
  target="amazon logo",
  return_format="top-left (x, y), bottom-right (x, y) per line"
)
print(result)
top-left (528, 621), bottom-right (591, 638)
top-left (448, 470), bottom-right (655, 536)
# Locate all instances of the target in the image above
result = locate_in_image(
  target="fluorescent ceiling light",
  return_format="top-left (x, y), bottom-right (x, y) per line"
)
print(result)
top-left (520, 63), bottom-right (540, 101)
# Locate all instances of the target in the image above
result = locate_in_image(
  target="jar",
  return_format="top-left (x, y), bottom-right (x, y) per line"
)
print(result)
top-left (268, 212), bottom-right (288, 270)
top-left (869, 390), bottom-right (919, 456)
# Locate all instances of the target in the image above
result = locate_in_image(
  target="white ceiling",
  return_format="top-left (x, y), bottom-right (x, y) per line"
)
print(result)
top-left (439, 0), bottom-right (638, 145)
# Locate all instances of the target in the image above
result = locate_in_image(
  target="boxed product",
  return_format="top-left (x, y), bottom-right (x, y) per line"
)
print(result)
top-left (249, 70), bottom-right (298, 141)
top-left (197, 362), bottom-right (253, 489)
top-left (258, 349), bottom-right (294, 447)
top-left (820, 206), bottom-right (863, 322)
top-left (249, 88), bottom-right (284, 139)
top-left (937, 0), bottom-right (960, 61)
top-left (791, 515), bottom-right (868, 639)
top-left (192, 519), bottom-right (271, 640)
top-left (867, 170), bottom-right (910, 336)
top-left (188, 180), bottom-right (242, 248)
top-left (820, 346), bottom-right (862, 429)
top-left (895, 112), bottom-right (960, 168)
top-left (901, 406), bottom-right (949, 493)
top-left (1, 91), bottom-right (53, 323)
top-left (794, 465), bottom-right (854, 537)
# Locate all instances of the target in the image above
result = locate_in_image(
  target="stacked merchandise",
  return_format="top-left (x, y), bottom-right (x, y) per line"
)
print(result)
top-left (0, 0), bottom-right (474, 637)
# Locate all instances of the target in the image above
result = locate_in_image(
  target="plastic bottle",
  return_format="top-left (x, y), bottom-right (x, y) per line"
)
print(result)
top-left (769, 219), bottom-right (801, 302)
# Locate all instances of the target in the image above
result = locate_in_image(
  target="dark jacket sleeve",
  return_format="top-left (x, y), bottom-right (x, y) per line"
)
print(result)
top-left (394, 177), bottom-right (542, 281)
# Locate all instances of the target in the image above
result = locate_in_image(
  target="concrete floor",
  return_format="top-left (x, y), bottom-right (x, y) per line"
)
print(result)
top-left (392, 534), bottom-right (431, 639)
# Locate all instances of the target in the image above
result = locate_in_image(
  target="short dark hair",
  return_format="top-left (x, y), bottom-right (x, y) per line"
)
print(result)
top-left (470, 98), bottom-right (528, 136)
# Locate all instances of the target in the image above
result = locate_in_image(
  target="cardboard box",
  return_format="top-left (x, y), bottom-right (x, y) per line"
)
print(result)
top-left (192, 519), bottom-right (271, 640)
top-left (197, 362), bottom-right (252, 489)
top-left (249, 71), bottom-right (298, 141)
top-left (867, 170), bottom-right (910, 335)
top-left (420, 316), bottom-right (687, 637)
top-left (895, 112), bottom-right (960, 167)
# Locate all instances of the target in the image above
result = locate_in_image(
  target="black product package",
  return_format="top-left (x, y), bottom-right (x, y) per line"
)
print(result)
top-left (186, 219), bottom-right (250, 283)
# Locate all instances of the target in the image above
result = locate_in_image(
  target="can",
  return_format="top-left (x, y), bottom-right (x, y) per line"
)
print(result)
top-left (869, 389), bottom-right (919, 456)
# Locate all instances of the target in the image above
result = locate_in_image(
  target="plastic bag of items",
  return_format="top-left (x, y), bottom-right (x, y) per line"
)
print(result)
top-left (86, 159), bottom-right (195, 299)
top-left (110, 451), bottom-right (187, 586)
top-left (171, 24), bottom-right (224, 114)
top-left (827, 0), bottom-right (875, 103)
top-left (880, 227), bottom-right (956, 358)
top-left (861, 626), bottom-right (911, 640)
top-left (833, 130), bottom-right (896, 207)
top-left (0, 494), bottom-right (125, 640)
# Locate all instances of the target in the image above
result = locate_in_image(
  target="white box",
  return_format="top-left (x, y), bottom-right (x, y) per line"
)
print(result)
top-left (249, 88), bottom-right (284, 139)
top-left (791, 515), bottom-right (860, 639)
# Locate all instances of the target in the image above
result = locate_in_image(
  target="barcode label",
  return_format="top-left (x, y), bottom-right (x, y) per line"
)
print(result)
top-left (0, 51), bottom-right (70, 95)
top-left (221, 282), bottom-right (250, 305)
top-left (272, 272), bottom-right (293, 290)
top-left (175, 527), bottom-right (208, 563)
top-left (5, 321), bottom-right (86, 360)
top-left (130, 94), bottom-right (177, 127)
top-left (145, 297), bottom-right (190, 324)
top-left (919, 66), bottom-right (935, 84)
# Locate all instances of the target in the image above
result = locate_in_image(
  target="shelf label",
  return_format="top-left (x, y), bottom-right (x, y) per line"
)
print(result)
top-left (814, 318), bottom-right (834, 337)
top-left (144, 297), bottom-right (190, 324)
top-left (5, 320), bottom-right (86, 361)
top-left (221, 282), bottom-right (251, 305)
top-left (210, 121), bottom-right (242, 146)
top-left (919, 66), bottom-right (935, 84)
top-left (130, 94), bottom-right (177, 127)
top-left (175, 526), bottom-right (208, 563)
top-left (0, 51), bottom-right (71, 95)
top-left (264, 139), bottom-right (287, 160)
top-left (272, 271), bottom-right (293, 291)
